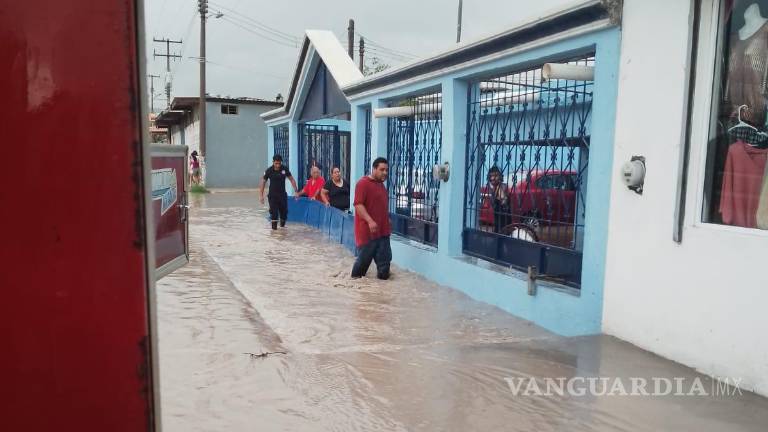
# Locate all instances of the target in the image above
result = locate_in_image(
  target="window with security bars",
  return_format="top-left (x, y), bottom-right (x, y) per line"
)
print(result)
top-left (386, 91), bottom-right (442, 246)
top-left (220, 104), bottom-right (238, 115)
top-left (463, 55), bottom-right (594, 288)
top-left (273, 125), bottom-right (289, 162)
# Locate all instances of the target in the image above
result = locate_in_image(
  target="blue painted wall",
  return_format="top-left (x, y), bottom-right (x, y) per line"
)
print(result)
top-left (264, 26), bottom-right (621, 337)
top-left (346, 28), bottom-right (621, 336)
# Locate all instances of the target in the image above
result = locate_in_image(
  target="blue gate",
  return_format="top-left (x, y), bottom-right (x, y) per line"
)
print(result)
top-left (387, 92), bottom-right (442, 246)
top-left (298, 124), bottom-right (350, 187)
top-left (273, 125), bottom-right (289, 161)
top-left (463, 55), bottom-right (594, 287)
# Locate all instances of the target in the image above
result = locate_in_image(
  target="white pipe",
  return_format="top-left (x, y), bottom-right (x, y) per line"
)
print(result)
top-left (541, 63), bottom-right (594, 81)
top-left (373, 103), bottom-right (442, 118)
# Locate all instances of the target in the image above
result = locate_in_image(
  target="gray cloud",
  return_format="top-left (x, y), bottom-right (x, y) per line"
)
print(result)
top-left (144, 0), bottom-right (573, 104)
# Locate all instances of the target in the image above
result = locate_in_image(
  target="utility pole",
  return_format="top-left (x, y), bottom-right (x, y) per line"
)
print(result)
top-left (347, 19), bottom-right (355, 59)
top-left (165, 82), bottom-right (172, 109)
top-left (456, 0), bottom-right (463, 43)
top-left (152, 38), bottom-right (182, 72)
top-left (199, 0), bottom-right (208, 157)
top-left (358, 37), bottom-right (365, 72)
top-left (148, 74), bottom-right (160, 113)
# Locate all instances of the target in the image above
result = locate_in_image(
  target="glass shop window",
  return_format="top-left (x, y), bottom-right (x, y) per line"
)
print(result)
top-left (704, 0), bottom-right (768, 230)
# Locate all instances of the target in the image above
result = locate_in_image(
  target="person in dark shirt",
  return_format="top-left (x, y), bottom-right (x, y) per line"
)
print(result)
top-left (351, 157), bottom-right (392, 280)
top-left (259, 154), bottom-right (298, 230)
top-left (321, 167), bottom-right (350, 211)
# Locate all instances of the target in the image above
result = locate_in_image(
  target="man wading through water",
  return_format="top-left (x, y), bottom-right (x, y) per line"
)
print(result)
top-left (351, 157), bottom-right (392, 279)
top-left (260, 155), bottom-right (298, 230)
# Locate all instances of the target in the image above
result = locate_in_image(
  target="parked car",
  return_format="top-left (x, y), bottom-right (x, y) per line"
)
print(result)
top-left (480, 170), bottom-right (578, 229)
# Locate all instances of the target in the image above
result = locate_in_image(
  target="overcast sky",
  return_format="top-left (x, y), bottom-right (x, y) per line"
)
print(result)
top-left (144, 0), bottom-right (574, 107)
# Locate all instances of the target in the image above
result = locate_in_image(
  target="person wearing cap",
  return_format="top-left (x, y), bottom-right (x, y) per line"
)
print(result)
top-left (260, 154), bottom-right (299, 230)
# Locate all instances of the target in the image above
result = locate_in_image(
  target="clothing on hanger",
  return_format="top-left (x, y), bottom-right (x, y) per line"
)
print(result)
top-left (726, 23), bottom-right (768, 125)
top-left (756, 158), bottom-right (768, 229)
top-left (719, 140), bottom-right (768, 228)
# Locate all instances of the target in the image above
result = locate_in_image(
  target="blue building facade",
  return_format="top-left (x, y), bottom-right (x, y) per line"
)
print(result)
top-left (263, 3), bottom-right (621, 336)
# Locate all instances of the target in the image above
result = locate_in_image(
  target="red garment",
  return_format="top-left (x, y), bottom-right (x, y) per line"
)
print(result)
top-left (353, 176), bottom-right (392, 247)
top-left (304, 177), bottom-right (325, 200)
top-left (720, 140), bottom-right (768, 228)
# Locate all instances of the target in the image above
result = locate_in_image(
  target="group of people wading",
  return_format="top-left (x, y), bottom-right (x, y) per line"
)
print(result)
top-left (259, 155), bottom-right (392, 280)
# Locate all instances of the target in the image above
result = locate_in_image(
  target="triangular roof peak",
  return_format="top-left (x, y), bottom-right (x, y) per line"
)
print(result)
top-left (262, 29), bottom-right (364, 121)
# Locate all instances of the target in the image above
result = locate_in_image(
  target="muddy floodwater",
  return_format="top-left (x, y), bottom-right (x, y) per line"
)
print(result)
top-left (157, 191), bottom-right (768, 431)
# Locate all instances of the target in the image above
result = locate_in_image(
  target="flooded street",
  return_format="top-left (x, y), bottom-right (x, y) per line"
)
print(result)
top-left (157, 192), bottom-right (768, 432)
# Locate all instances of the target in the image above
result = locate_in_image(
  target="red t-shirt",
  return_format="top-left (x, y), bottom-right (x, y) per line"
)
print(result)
top-left (304, 177), bottom-right (325, 200)
top-left (353, 176), bottom-right (392, 247)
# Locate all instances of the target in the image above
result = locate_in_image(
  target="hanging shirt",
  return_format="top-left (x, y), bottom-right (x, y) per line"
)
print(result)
top-left (353, 176), bottom-right (392, 247)
top-left (303, 177), bottom-right (325, 200)
top-left (719, 140), bottom-right (768, 228)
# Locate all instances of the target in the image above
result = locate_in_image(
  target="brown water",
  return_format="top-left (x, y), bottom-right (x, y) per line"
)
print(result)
top-left (157, 192), bottom-right (768, 432)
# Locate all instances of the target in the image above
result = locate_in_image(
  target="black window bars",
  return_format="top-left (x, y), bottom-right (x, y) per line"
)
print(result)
top-left (386, 91), bottom-right (443, 246)
top-left (463, 55), bottom-right (595, 287)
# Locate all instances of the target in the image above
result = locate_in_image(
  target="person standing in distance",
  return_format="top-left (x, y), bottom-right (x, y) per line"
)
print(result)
top-left (260, 155), bottom-right (298, 230)
top-left (351, 157), bottom-right (392, 279)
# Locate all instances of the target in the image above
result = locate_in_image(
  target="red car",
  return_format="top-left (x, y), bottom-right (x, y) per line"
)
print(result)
top-left (480, 170), bottom-right (579, 229)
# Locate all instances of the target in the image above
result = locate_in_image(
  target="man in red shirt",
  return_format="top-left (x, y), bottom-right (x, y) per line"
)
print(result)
top-left (351, 157), bottom-right (392, 279)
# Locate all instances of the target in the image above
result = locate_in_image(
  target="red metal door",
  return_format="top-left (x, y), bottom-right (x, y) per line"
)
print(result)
top-left (151, 144), bottom-right (189, 278)
top-left (1, 0), bottom-right (158, 430)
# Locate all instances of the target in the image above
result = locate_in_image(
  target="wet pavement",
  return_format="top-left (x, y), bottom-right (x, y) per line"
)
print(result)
top-left (157, 191), bottom-right (768, 432)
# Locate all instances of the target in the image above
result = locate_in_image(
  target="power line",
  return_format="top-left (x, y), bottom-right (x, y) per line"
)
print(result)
top-left (354, 31), bottom-right (418, 58)
top-left (219, 15), bottom-right (299, 48)
top-left (360, 46), bottom-right (413, 62)
top-left (218, 12), bottom-right (297, 45)
top-left (209, 1), bottom-right (299, 44)
top-left (153, 37), bottom-right (183, 72)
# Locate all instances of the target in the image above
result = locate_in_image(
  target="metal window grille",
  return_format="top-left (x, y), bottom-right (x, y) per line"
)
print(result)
top-left (364, 107), bottom-right (372, 175)
top-left (298, 124), bottom-right (350, 188)
top-left (273, 125), bottom-right (289, 162)
top-left (387, 91), bottom-right (442, 246)
top-left (463, 55), bottom-right (594, 288)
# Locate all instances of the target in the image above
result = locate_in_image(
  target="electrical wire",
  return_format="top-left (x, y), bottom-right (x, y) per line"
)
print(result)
top-left (209, 1), bottom-right (299, 45)
top-left (219, 15), bottom-right (299, 48)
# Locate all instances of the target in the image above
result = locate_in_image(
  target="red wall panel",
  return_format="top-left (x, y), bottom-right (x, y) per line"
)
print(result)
top-left (0, 1), bottom-right (155, 430)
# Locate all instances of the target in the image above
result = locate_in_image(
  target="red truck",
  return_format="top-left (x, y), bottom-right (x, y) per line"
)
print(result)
top-left (480, 170), bottom-right (579, 231)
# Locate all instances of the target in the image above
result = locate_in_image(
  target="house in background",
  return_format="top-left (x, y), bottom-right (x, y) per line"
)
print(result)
top-left (155, 96), bottom-right (283, 188)
top-left (148, 113), bottom-right (168, 143)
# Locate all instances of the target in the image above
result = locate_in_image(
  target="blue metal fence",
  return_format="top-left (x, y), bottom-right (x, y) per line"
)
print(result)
top-left (387, 91), bottom-right (442, 246)
top-left (463, 55), bottom-right (594, 287)
top-left (273, 125), bottom-right (289, 161)
top-left (298, 124), bottom-right (350, 188)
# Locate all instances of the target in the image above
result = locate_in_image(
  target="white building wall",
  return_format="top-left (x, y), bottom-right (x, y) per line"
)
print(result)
top-left (603, 0), bottom-right (768, 396)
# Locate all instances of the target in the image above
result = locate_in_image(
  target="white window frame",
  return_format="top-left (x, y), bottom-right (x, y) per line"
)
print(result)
top-left (687, 0), bottom-right (768, 238)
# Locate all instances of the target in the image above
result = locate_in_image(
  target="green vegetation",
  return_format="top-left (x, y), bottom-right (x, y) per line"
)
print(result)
top-left (190, 184), bottom-right (210, 194)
